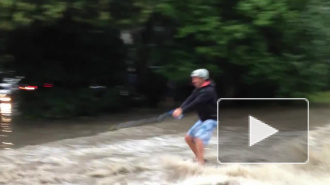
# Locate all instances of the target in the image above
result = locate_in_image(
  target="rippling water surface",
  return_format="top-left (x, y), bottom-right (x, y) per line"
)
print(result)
top-left (0, 106), bottom-right (329, 185)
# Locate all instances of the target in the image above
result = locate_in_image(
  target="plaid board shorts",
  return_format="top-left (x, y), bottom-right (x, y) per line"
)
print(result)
top-left (187, 119), bottom-right (217, 145)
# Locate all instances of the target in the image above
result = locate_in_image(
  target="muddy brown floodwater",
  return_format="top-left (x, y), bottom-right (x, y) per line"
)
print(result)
top-left (0, 105), bottom-right (329, 185)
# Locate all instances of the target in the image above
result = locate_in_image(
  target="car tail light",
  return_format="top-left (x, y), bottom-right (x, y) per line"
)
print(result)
top-left (43, 83), bottom-right (53, 88)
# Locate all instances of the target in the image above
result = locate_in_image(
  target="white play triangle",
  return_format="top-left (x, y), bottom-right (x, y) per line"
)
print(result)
top-left (249, 115), bottom-right (279, 147)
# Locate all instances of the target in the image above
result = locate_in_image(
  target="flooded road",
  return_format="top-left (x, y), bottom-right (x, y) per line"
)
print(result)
top-left (0, 105), bottom-right (329, 184)
top-left (0, 108), bottom-right (170, 149)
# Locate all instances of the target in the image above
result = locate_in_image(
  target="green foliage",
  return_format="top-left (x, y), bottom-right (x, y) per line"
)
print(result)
top-left (18, 88), bottom-right (124, 119)
top-left (307, 91), bottom-right (330, 104)
top-left (7, 20), bottom-right (127, 87)
top-left (152, 0), bottom-right (330, 97)
top-left (1, 0), bottom-right (330, 119)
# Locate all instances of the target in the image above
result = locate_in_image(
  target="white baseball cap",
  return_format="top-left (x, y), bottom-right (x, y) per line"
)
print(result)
top-left (191, 69), bottom-right (209, 80)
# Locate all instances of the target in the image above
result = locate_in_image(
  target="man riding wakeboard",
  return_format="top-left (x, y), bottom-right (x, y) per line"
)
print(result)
top-left (172, 68), bottom-right (218, 165)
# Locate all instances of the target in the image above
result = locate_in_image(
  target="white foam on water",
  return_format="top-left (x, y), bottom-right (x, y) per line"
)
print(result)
top-left (0, 121), bottom-right (329, 185)
top-left (168, 121), bottom-right (330, 185)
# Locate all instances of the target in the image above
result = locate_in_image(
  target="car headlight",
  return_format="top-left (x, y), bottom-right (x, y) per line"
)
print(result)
top-left (0, 95), bottom-right (11, 102)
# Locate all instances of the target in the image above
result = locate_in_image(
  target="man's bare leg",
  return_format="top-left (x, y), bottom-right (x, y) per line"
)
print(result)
top-left (185, 135), bottom-right (198, 158)
top-left (194, 138), bottom-right (205, 165)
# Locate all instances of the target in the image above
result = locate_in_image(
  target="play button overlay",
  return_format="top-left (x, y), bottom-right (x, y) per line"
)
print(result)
top-left (217, 98), bottom-right (309, 164)
top-left (249, 116), bottom-right (278, 147)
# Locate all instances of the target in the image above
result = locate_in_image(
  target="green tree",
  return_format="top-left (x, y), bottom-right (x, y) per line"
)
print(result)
top-left (152, 0), bottom-right (330, 97)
